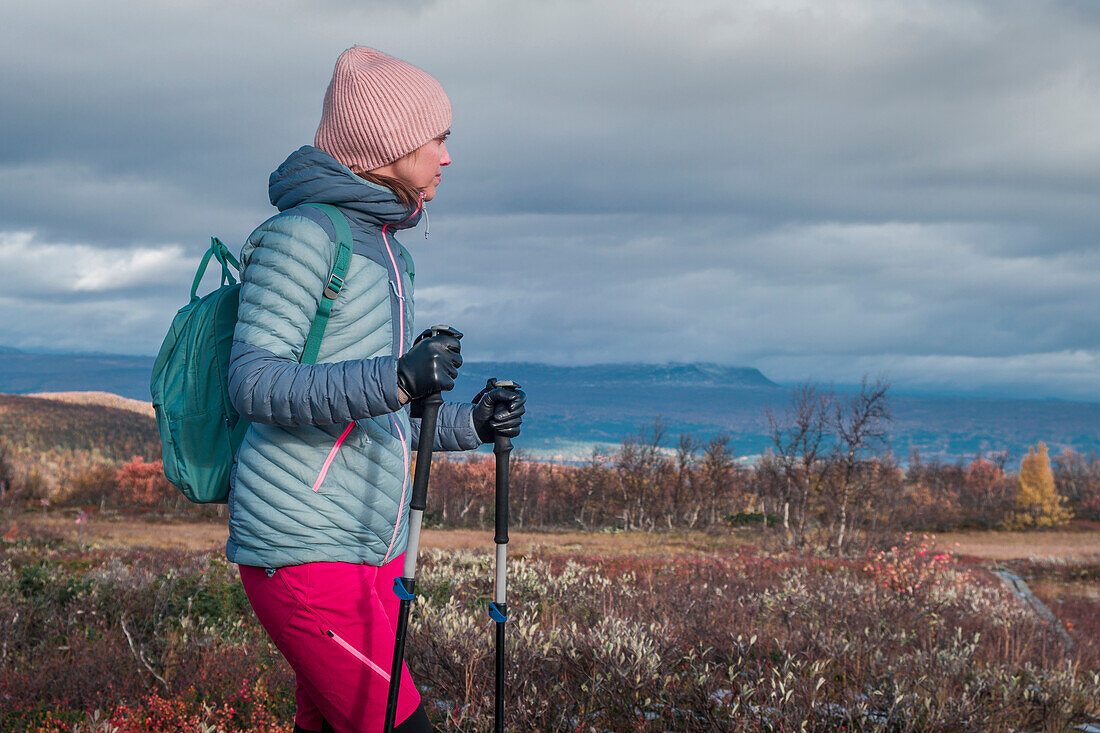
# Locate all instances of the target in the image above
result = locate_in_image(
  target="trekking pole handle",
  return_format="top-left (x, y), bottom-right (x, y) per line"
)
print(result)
top-left (408, 323), bottom-right (461, 420)
top-left (494, 435), bottom-right (511, 546)
top-left (410, 390), bottom-right (443, 513)
top-left (493, 376), bottom-right (516, 455)
top-left (488, 378), bottom-right (519, 546)
top-left (416, 323), bottom-right (463, 344)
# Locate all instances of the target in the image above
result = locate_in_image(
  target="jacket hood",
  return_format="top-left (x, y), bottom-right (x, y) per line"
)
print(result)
top-left (268, 146), bottom-right (423, 230)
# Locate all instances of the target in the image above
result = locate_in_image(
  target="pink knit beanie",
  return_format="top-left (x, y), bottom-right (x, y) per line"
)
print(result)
top-left (315, 46), bottom-right (452, 172)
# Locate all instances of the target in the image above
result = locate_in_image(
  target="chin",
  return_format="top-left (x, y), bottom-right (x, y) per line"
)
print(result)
top-left (421, 188), bottom-right (437, 202)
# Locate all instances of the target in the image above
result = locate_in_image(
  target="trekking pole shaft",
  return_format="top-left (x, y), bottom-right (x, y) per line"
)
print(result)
top-left (384, 592), bottom-right (413, 732)
top-left (495, 615), bottom-right (506, 732)
top-left (493, 434), bottom-right (512, 733)
top-left (384, 391), bottom-right (443, 733)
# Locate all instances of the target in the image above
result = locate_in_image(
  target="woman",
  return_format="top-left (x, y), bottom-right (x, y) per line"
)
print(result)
top-left (225, 46), bottom-right (525, 733)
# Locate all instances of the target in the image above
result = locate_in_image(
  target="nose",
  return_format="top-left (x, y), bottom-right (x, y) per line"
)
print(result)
top-left (439, 141), bottom-right (451, 167)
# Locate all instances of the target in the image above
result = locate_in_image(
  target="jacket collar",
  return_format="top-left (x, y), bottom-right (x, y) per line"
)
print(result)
top-left (268, 146), bottom-right (423, 230)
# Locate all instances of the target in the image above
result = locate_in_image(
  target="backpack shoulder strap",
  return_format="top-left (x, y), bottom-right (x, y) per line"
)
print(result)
top-left (300, 203), bottom-right (353, 365)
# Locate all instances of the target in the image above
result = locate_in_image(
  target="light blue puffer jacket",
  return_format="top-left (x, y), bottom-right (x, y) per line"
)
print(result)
top-left (225, 146), bottom-right (480, 568)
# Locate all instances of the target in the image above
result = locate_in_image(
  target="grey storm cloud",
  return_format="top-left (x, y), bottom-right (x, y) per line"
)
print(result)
top-left (0, 0), bottom-right (1098, 401)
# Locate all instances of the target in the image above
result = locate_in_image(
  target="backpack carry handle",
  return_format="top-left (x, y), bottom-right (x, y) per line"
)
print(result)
top-left (190, 237), bottom-right (242, 302)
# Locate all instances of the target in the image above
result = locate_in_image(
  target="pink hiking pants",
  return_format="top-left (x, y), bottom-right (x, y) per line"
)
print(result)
top-left (239, 554), bottom-right (422, 732)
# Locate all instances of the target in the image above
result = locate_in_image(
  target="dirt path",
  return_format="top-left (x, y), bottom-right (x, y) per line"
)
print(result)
top-left (933, 529), bottom-right (1100, 560)
top-left (15, 515), bottom-right (749, 555)
top-left (13, 515), bottom-right (1100, 560)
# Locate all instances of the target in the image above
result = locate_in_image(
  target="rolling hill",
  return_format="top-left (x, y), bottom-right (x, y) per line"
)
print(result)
top-left (0, 392), bottom-right (162, 496)
top-left (0, 393), bottom-right (160, 462)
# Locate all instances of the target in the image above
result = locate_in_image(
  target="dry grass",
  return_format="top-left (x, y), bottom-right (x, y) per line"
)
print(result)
top-left (12, 515), bottom-right (230, 550)
top-left (25, 390), bottom-right (154, 417)
top-left (420, 527), bottom-right (753, 556)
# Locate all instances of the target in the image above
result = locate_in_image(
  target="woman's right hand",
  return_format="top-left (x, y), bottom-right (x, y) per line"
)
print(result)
top-left (396, 328), bottom-right (462, 400)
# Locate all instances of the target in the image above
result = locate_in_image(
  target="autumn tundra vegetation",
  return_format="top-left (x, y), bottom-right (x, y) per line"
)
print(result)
top-left (1, 387), bottom-right (1099, 730)
top-left (2, 382), bottom-right (1097, 546)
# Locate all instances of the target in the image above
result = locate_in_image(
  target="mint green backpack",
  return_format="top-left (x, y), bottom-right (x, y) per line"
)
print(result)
top-left (150, 204), bottom-right (354, 503)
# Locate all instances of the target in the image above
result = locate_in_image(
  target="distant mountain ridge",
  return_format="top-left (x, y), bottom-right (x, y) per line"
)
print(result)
top-left (0, 348), bottom-right (779, 401)
top-left (0, 348), bottom-right (154, 400)
top-left (1, 346), bottom-right (1097, 461)
top-left (454, 362), bottom-right (780, 389)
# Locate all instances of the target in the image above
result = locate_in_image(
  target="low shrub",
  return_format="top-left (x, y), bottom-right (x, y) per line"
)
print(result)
top-left (60, 463), bottom-right (118, 508)
top-left (1, 533), bottom-right (1097, 731)
top-left (724, 511), bottom-right (780, 527)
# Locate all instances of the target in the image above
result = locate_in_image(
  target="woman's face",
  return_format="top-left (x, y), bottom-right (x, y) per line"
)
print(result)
top-left (383, 131), bottom-right (451, 202)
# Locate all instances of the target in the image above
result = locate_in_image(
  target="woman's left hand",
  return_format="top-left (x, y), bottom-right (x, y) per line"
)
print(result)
top-left (471, 381), bottom-right (526, 443)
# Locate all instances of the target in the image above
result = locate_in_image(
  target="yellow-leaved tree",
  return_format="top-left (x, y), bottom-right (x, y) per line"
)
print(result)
top-left (1004, 442), bottom-right (1073, 529)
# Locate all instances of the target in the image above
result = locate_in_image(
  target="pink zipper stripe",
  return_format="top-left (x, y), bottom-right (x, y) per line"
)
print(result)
top-left (380, 194), bottom-right (422, 563)
top-left (311, 421), bottom-right (356, 492)
top-left (325, 629), bottom-right (391, 682)
top-left (381, 415), bottom-right (410, 564)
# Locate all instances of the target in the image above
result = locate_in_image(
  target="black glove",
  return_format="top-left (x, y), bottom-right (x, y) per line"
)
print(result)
top-left (472, 379), bottom-right (527, 443)
top-left (396, 327), bottom-right (462, 401)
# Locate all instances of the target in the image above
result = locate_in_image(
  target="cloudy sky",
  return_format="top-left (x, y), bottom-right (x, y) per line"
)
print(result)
top-left (1, 0), bottom-right (1098, 401)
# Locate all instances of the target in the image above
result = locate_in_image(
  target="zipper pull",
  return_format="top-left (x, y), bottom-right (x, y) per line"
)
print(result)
top-left (423, 204), bottom-right (430, 239)
top-left (389, 280), bottom-right (405, 301)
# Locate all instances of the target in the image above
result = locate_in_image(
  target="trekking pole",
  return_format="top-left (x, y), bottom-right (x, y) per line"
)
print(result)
top-left (383, 389), bottom-right (440, 733)
top-left (384, 326), bottom-right (458, 733)
top-left (487, 378), bottom-right (520, 733)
